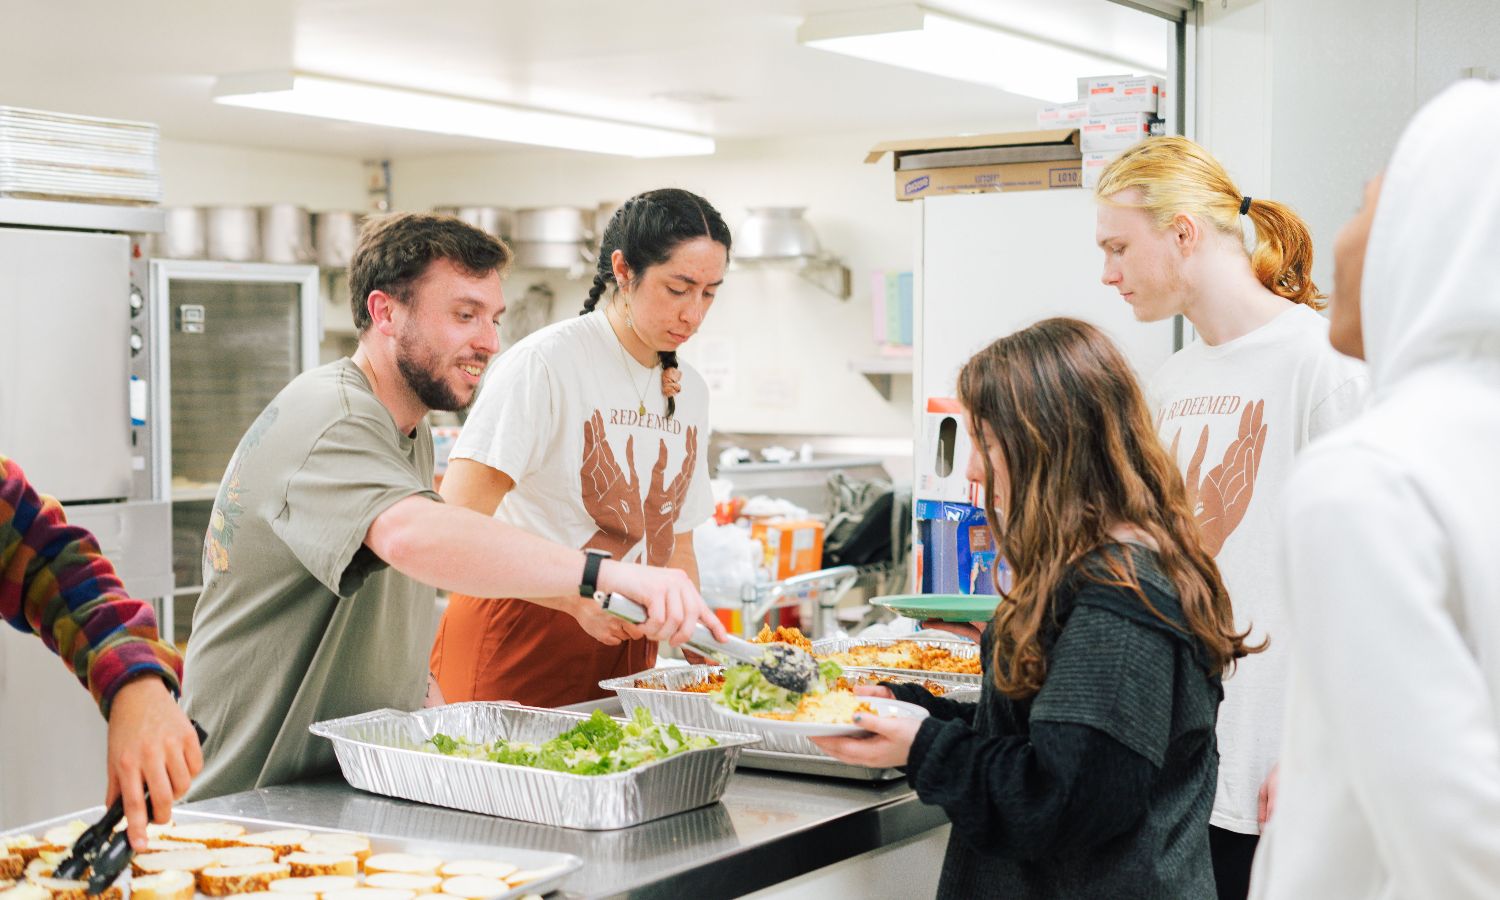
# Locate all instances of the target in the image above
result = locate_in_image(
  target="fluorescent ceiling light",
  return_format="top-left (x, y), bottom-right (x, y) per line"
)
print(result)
top-left (213, 72), bottom-right (715, 158)
top-left (798, 4), bottom-right (1150, 104)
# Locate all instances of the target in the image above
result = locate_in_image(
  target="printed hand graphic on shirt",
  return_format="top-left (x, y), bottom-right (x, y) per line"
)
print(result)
top-left (644, 425), bottom-right (697, 565)
top-left (1168, 399), bottom-right (1267, 556)
top-left (580, 410), bottom-right (644, 560)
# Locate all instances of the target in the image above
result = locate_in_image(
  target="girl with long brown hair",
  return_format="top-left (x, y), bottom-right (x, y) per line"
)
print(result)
top-left (1095, 136), bottom-right (1367, 898)
top-left (814, 317), bottom-right (1256, 899)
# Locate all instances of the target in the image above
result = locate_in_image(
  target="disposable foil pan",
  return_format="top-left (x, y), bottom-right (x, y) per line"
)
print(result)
top-left (1, 808), bottom-right (581, 900)
top-left (308, 702), bottom-right (759, 831)
top-left (813, 636), bottom-right (983, 685)
top-left (600, 665), bottom-right (979, 760)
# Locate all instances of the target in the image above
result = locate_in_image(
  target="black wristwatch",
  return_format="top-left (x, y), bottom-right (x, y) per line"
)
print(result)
top-left (580, 548), bottom-right (612, 598)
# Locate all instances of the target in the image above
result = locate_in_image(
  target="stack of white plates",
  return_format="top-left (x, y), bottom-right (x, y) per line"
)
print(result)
top-left (0, 106), bottom-right (160, 204)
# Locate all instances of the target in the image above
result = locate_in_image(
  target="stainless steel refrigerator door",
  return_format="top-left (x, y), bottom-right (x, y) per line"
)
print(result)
top-left (0, 227), bottom-right (133, 501)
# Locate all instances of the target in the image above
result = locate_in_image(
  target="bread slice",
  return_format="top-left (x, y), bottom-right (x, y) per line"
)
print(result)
top-left (504, 862), bottom-right (570, 888)
top-left (130, 869), bottom-right (196, 900)
top-left (162, 823), bottom-right (246, 849)
top-left (281, 854), bottom-right (357, 878)
top-left (362, 855), bottom-right (441, 877)
top-left (296, 836), bottom-right (370, 867)
top-left (0, 838), bottom-right (44, 864)
top-left (26, 875), bottom-right (121, 900)
top-left (239, 893), bottom-right (316, 900)
top-left (131, 850), bottom-right (217, 876)
top-left (234, 831), bottom-right (312, 859)
top-left (266, 875), bottom-right (357, 896)
top-left (363, 874), bottom-right (441, 895)
top-left (435, 862), bottom-right (515, 881)
top-left (0, 884), bottom-right (49, 900)
top-left (436, 876), bottom-right (508, 899)
top-left (0, 857), bottom-right (21, 882)
top-left (197, 862), bottom-right (292, 896)
top-left (320, 890), bottom-right (416, 900)
top-left (39, 823), bottom-right (86, 852)
top-left (211, 848), bottom-right (277, 868)
top-left (142, 840), bottom-right (208, 853)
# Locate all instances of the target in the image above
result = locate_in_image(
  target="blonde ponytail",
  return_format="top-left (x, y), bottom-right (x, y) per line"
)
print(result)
top-left (1242, 197), bottom-right (1324, 307)
top-left (1095, 136), bottom-right (1325, 309)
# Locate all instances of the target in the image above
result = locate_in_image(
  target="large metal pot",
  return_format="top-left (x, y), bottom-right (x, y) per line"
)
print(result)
top-left (204, 205), bottom-right (260, 262)
top-left (510, 240), bottom-right (595, 271)
top-left (159, 206), bottom-right (206, 259)
top-left (313, 210), bottom-right (364, 269)
top-left (259, 204), bottom-right (315, 264)
top-left (513, 207), bottom-right (593, 243)
top-left (736, 207), bottom-right (820, 260)
top-left (432, 205), bottom-right (512, 241)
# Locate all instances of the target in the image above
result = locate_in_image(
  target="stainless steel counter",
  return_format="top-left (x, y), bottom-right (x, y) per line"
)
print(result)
top-left (181, 771), bottom-right (948, 899)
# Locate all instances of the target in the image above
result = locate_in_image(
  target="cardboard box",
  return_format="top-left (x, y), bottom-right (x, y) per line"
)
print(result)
top-left (867, 129), bottom-right (1083, 201)
top-left (1079, 74), bottom-right (1167, 115)
top-left (914, 500), bottom-right (997, 595)
top-left (916, 397), bottom-right (982, 505)
top-left (1079, 113), bottom-right (1164, 153)
top-left (1037, 100), bottom-right (1089, 129)
top-left (751, 518), bottom-right (825, 581)
top-left (1081, 149), bottom-right (1126, 189)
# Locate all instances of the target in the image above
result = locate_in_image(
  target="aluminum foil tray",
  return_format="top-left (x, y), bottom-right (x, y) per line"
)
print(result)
top-left (813, 636), bottom-right (983, 685)
top-left (0, 808), bottom-right (581, 899)
top-left (308, 702), bottom-right (759, 831)
top-left (600, 664), bottom-right (979, 761)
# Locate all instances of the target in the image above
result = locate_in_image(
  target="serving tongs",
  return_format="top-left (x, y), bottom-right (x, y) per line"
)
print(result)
top-left (53, 721), bottom-right (208, 895)
top-left (597, 592), bottom-right (821, 693)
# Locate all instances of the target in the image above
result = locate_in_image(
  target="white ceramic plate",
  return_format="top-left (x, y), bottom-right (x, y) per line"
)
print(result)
top-left (710, 696), bottom-right (930, 737)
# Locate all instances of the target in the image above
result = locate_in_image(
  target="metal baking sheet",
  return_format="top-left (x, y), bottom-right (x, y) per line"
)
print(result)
top-left (737, 748), bottom-right (905, 782)
top-left (600, 664), bottom-right (978, 769)
top-left (309, 702), bottom-right (759, 831)
top-left (813, 636), bottom-right (984, 685)
top-left (1, 807), bottom-right (581, 899)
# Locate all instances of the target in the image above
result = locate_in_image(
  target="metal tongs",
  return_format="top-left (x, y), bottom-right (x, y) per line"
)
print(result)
top-left (598, 592), bottom-right (820, 693)
top-left (53, 721), bottom-right (208, 895)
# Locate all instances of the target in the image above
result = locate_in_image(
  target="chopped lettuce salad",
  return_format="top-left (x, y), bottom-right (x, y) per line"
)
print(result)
top-left (423, 707), bottom-right (716, 775)
top-left (714, 658), bottom-right (844, 714)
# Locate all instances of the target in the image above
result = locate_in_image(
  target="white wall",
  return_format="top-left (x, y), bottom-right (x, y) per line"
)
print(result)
top-left (158, 139), bottom-right (367, 210)
top-left (1198, 0), bottom-right (1500, 295)
top-left (389, 126), bottom-right (1027, 437)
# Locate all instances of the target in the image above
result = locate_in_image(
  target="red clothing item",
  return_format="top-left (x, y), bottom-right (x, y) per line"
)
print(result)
top-left (0, 454), bottom-right (182, 717)
top-left (430, 594), bottom-right (655, 708)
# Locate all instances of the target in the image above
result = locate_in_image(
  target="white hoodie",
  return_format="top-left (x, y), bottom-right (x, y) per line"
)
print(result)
top-left (1250, 79), bottom-right (1500, 898)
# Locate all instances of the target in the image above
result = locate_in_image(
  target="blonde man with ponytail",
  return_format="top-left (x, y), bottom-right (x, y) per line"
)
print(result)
top-left (1094, 136), bottom-right (1368, 900)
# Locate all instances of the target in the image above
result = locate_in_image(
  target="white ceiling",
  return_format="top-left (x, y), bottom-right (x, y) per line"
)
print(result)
top-left (0, 0), bottom-right (1172, 158)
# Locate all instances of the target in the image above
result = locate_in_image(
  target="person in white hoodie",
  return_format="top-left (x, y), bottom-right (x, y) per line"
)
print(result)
top-left (1249, 78), bottom-right (1500, 898)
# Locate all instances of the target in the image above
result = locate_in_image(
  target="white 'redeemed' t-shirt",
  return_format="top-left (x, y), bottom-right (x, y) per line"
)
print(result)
top-left (1149, 303), bottom-right (1367, 835)
top-left (452, 311), bottom-right (713, 564)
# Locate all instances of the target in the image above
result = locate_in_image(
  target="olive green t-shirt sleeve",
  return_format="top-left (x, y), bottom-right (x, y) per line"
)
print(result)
top-left (1030, 602), bottom-right (1177, 768)
top-left (271, 413), bottom-right (440, 598)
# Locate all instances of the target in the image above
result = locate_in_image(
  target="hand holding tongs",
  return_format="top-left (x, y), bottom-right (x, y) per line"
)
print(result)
top-left (53, 721), bottom-right (209, 895)
top-left (597, 592), bottom-right (821, 693)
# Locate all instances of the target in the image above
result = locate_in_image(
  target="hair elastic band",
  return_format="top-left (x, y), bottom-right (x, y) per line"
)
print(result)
top-left (1239, 196), bottom-right (1253, 216)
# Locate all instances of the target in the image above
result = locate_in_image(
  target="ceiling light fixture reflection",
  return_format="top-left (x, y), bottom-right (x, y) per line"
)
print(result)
top-left (797, 4), bottom-right (1151, 103)
top-left (213, 72), bottom-right (715, 158)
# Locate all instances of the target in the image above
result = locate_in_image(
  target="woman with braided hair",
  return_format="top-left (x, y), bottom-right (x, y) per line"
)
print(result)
top-left (429, 188), bottom-right (731, 707)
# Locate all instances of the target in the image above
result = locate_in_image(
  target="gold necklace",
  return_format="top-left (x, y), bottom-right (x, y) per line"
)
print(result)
top-left (610, 308), bottom-right (654, 416)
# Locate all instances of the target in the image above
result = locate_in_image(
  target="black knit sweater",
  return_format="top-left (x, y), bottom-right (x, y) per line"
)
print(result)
top-left (893, 545), bottom-right (1222, 899)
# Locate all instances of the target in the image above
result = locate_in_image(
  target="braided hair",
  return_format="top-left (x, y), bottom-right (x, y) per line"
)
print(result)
top-left (580, 188), bottom-right (732, 418)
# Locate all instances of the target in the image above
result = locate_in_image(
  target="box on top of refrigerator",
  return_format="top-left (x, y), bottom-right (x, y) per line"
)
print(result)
top-left (1082, 149), bottom-right (1126, 189)
top-left (866, 129), bottom-right (1082, 200)
top-left (1037, 100), bottom-right (1089, 129)
top-left (1079, 113), bottom-right (1165, 153)
top-left (1079, 74), bottom-right (1167, 115)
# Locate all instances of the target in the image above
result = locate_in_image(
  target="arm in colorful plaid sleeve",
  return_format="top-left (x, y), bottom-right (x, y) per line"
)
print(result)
top-left (0, 454), bottom-right (183, 718)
